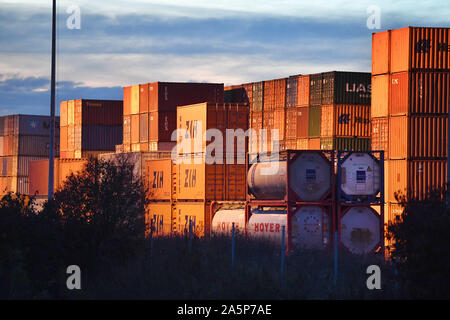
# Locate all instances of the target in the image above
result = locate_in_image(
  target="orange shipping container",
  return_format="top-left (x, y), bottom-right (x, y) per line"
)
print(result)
top-left (60, 126), bottom-right (68, 152)
top-left (264, 78), bottom-right (286, 110)
top-left (123, 86), bottom-right (131, 116)
top-left (273, 108), bottom-right (285, 141)
top-left (391, 27), bottom-right (450, 73)
top-left (131, 114), bottom-right (139, 143)
top-left (297, 75), bottom-right (310, 107)
top-left (177, 103), bottom-right (248, 155)
top-left (373, 27), bottom-right (450, 74)
top-left (388, 159), bottom-right (447, 202)
top-left (390, 71), bottom-right (450, 115)
top-left (371, 74), bottom-right (389, 118)
top-left (309, 138), bottom-right (321, 150)
top-left (389, 115), bottom-right (448, 160)
top-left (60, 101), bottom-right (68, 127)
top-left (372, 30), bottom-right (391, 76)
top-left (139, 84), bottom-right (149, 113)
top-left (371, 117), bottom-right (389, 157)
top-left (146, 202), bottom-right (172, 236)
top-left (296, 107), bottom-right (309, 138)
top-left (320, 104), bottom-right (370, 137)
top-left (146, 158), bottom-right (173, 201)
top-left (130, 85), bottom-right (140, 115)
top-left (175, 202), bottom-right (207, 236)
top-left (285, 108), bottom-right (298, 140)
top-left (296, 138), bottom-right (308, 150)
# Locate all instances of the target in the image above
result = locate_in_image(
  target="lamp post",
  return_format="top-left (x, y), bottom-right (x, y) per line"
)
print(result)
top-left (48, 0), bottom-right (56, 200)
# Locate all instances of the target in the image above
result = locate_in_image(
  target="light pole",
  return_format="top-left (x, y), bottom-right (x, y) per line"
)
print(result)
top-left (48, 0), bottom-right (56, 200)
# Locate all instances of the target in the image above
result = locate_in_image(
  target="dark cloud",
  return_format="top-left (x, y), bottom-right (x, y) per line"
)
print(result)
top-left (0, 75), bottom-right (122, 116)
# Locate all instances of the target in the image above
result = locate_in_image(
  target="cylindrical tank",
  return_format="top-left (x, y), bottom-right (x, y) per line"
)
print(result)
top-left (289, 152), bottom-right (331, 201)
top-left (211, 209), bottom-right (246, 235)
top-left (247, 151), bottom-right (331, 201)
top-left (248, 210), bottom-right (287, 242)
top-left (247, 161), bottom-right (287, 199)
top-left (340, 153), bottom-right (381, 196)
top-left (340, 207), bottom-right (381, 254)
top-left (291, 206), bottom-right (330, 249)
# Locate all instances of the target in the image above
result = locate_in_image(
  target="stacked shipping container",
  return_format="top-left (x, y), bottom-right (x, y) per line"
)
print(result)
top-left (226, 72), bottom-right (371, 153)
top-left (175, 102), bottom-right (249, 235)
top-left (122, 82), bottom-right (224, 152)
top-left (60, 99), bottom-right (122, 158)
top-left (307, 71), bottom-right (372, 151)
top-left (371, 27), bottom-right (450, 223)
top-left (0, 115), bottom-right (60, 195)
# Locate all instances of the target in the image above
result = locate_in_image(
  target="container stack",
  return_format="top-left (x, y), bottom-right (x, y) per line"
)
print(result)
top-left (60, 99), bottom-right (123, 159)
top-left (371, 27), bottom-right (450, 223)
top-left (122, 82), bottom-right (224, 153)
top-left (307, 71), bottom-right (372, 151)
top-left (0, 115), bottom-right (60, 195)
top-left (227, 72), bottom-right (371, 153)
top-left (174, 102), bottom-right (249, 235)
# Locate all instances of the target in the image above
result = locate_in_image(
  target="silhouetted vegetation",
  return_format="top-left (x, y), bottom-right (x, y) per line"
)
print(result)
top-left (387, 189), bottom-right (450, 299)
top-left (1, 157), bottom-right (449, 299)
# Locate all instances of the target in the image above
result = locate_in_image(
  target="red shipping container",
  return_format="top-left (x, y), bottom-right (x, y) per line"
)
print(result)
top-left (140, 84), bottom-right (149, 113)
top-left (148, 82), bottom-right (224, 112)
top-left (149, 111), bottom-right (176, 142)
top-left (296, 107), bottom-right (309, 138)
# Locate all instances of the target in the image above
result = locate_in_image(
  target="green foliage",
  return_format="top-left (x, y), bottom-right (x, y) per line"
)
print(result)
top-left (387, 190), bottom-right (450, 299)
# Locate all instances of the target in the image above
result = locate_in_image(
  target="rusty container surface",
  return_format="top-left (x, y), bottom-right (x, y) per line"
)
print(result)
top-left (390, 71), bottom-right (450, 115)
top-left (371, 74), bottom-right (390, 118)
top-left (371, 117), bottom-right (389, 157)
top-left (148, 82), bottom-right (224, 113)
top-left (252, 81), bottom-right (264, 112)
top-left (123, 86), bottom-right (131, 116)
top-left (175, 201), bottom-right (207, 237)
top-left (372, 30), bottom-right (391, 76)
top-left (297, 75), bottom-right (310, 107)
top-left (285, 108), bottom-right (298, 140)
top-left (390, 27), bottom-right (450, 73)
top-left (388, 159), bottom-right (447, 202)
top-left (296, 107), bottom-right (309, 138)
top-left (146, 202), bottom-right (172, 236)
top-left (145, 158), bottom-right (173, 201)
top-left (60, 101), bottom-right (68, 127)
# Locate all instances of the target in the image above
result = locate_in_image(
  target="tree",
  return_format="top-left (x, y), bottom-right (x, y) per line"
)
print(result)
top-left (386, 189), bottom-right (450, 299)
top-left (51, 156), bottom-right (148, 270)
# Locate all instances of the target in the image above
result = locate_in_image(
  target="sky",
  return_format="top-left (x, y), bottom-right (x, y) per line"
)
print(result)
top-left (0, 0), bottom-right (449, 116)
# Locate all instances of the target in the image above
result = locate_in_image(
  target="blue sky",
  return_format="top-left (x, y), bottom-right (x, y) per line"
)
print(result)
top-left (1, 0), bottom-right (449, 115)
